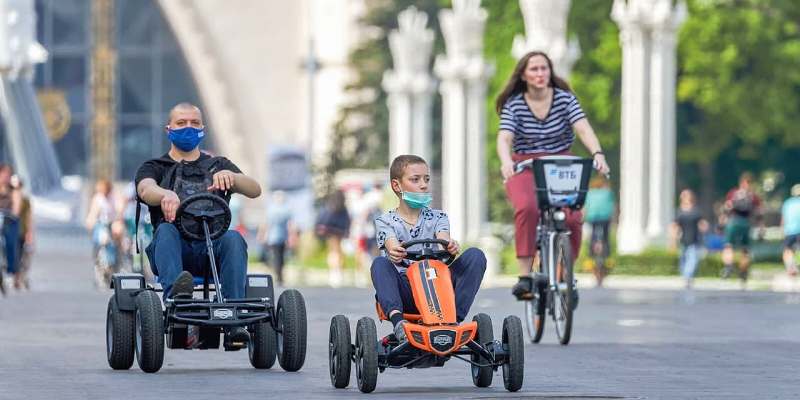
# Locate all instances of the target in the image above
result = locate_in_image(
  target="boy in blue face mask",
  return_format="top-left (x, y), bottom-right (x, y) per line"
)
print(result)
top-left (371, 155), bottom-right (486, 343)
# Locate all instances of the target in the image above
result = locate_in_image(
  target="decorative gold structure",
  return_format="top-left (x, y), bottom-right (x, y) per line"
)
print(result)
top-left (36, 88), bottom-right (71, 141)
top-left (90, 0), bottom-right (116, 181)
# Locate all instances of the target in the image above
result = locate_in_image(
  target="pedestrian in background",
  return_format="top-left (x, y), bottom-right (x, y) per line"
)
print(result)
top-left (780, 184), bottom-right (800, 276)
top-left (583, 174), bottom-right (614, 287)
top-left (10, 175), bottom-right (32, 291)
top-left (0, 164), bottom-right (21, 295)
top-left (315, 189), bottom-right (350, 287)
top-left (670, 189), bottom-right (708, 289)
top-left (258, 191), bottom-right (294, 286)
top-left (720, 172), bottom-right (762, 286)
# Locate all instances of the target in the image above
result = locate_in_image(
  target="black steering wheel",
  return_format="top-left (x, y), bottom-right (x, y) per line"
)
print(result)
top-left (401, 238), bottom-right (453, 264)
top-left (175, 192), bottom-right (232, 241)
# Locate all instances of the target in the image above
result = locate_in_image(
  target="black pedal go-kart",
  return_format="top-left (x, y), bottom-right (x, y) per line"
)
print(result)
top-left (105, 192), bottom-right (307, 373)
top-left (328, 239), bottom-right (524, 393)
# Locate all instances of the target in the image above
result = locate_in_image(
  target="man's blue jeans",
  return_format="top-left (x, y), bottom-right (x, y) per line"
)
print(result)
top-left (146, 223), bottom-right (247, 300)
top-left (371, 247), bottom-right (486, 323)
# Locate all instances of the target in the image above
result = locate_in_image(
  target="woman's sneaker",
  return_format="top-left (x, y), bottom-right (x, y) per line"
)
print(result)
top-left (512, 276), bottom-right (533, 300)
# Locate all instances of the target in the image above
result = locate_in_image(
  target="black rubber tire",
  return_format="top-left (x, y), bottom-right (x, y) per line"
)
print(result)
top-left (249, 321), bottom-right (278, 369)
top-left (134, 290), bottom-right (165, 373)
top-left (276, 289), bottom-right (307, 372)
top-left (328, 315), bottom-right (352, 388)
top-left (355, 317), bottom-right (378, 393)
top-left (502, 315), bottom-right (525, 392)
top-left (106, 295), bottom-right (135, 370)
top-left (470, 313), bottom-right (494, 387)
top-left (524, 294), bottom-right (546, 344)
top-left (554, 233), bottom-right (574, 345)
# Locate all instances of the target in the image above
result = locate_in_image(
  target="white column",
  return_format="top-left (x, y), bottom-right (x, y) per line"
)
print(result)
top-left (512, 0), bottom-right (580, 76)
top-left (645, 0), bottom-right (686, 242)
top-left (382, 6), bottom-right (435, 162)
top-left (435, 0), bottom-right (493, 243)
top-left (613, 0), bottom-right (650, 254)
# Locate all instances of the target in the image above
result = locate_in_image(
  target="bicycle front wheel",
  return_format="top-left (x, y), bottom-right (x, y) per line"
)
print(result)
top-left (552, 233), bottom-right (574, 345)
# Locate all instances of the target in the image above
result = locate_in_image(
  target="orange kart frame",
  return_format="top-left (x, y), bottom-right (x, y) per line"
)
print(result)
top-left (375, 259), bottom-right (478, 356)
top-left (329, 238), bottom-right (524, 393)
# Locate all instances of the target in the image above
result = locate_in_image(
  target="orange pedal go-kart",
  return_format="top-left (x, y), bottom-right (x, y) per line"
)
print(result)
top-left (328, 239), bottom-right (524, 393)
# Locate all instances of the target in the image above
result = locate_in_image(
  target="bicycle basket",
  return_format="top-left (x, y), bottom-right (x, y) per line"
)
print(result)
top-left (532, 156), bottom-right (592, 209)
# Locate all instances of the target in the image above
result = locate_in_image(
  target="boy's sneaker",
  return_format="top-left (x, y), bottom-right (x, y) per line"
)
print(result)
top-left (512, 276), bottom-right (533, 300)
top-left (393, 320), bottom-right (408, 343)
top-left (170, 271), bottom-right (194, 299)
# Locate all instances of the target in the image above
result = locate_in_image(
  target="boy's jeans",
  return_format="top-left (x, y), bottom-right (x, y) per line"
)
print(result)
top-left (146, 223), bottom-right (247, 300)
top-left (371, 248), bottom-right (486, 323)
top-left (680, 244), bottom-right (700, 280)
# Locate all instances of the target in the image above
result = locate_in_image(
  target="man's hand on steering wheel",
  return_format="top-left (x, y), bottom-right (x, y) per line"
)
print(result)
top-left (161, 190), bottom-right (180, 222)
top-left (208, 169), bottom-right (236, 192)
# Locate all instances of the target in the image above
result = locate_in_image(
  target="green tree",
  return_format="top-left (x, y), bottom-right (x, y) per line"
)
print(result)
top-left (320, 0), bottom-right (444, 197)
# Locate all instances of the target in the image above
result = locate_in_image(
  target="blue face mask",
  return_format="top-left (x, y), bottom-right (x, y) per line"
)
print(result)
top-left (168, 126), bottom-right (205, 152)
top-left (401, 191), bottom-right (433, 209)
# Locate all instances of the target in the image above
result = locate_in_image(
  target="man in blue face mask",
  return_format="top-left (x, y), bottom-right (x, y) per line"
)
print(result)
top-left (369, 155), bottom-right (486, 343)
top-left (134, 102), bottom-right (262, 347)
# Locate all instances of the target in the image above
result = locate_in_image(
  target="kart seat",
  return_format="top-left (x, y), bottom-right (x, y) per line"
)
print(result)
top-left (376, 302), bottom-right (422, 324)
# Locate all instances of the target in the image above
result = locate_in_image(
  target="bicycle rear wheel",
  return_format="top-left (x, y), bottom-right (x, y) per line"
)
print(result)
top-left (552, 233), bottom-right (574, 345)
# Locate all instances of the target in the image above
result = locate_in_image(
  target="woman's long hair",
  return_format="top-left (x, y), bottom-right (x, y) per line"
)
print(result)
top-left (495, 51), bottom-right (572, 115)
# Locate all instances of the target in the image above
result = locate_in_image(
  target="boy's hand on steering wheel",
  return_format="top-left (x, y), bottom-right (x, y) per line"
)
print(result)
top-left (447, 240), bottom-right (460, 256)
top-left (388, 245), bottom-right (407, 264)
top-left (161, 190), bottom-right (180, 222)
top-left (208, 170), bottom-right (236, 192)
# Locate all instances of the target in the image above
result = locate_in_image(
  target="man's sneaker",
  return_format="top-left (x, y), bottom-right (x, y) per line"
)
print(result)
top-left (393, 320), bottom-right (408, 343)
top-left (170, 271), bottom-right (194, 299)
top-left (223, 327), bottom-right (250, 351)
top-left (512, 276), bottom-right (533, 300)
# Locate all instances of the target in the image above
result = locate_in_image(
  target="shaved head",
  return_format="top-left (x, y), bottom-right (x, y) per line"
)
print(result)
top-left (167, 102), bottom-right (204, 129)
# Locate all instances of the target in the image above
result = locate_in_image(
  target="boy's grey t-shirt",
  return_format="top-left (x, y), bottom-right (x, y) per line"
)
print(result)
top-left (375, 207), bottom-right (450, 271)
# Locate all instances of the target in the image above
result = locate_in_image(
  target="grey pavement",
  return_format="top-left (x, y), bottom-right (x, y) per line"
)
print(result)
top-left (1, 230), bottom-right (799, 399)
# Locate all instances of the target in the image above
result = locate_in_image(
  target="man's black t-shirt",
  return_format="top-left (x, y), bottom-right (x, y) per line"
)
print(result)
top-left (134, 152), bottom-right (241, 229)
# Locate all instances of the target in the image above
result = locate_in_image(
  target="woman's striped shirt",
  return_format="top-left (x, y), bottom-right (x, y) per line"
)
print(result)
top-left (499, 88), bottom-right (586, 154)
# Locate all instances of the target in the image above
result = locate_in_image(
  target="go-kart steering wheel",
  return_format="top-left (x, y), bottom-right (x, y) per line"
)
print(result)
top-left (401, 238), bottom-right (454, 264)
top-left (175, 192), bottom-right (232, 241)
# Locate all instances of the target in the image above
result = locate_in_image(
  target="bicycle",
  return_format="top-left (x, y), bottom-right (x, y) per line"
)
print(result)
top-left (515, 156), bottom-right (594, 345)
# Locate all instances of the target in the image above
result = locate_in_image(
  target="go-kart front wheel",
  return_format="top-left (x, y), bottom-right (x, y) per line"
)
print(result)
top-left (249, 321), bottom-right (277, 369)
top-left (471, 313), bottom-right (493, 387)
top-left (106, 295), bottom-right (135, 370)
top-left (355, 317), bottom-right (378, 393)
top-left (502, 315), bottom-right (524, 392)
top-left (328, 315), bottom-right (352, 388)
top-left (276, 289), bottom-right (307, 372)
top-left (134, 290), bottom-right (165, 373)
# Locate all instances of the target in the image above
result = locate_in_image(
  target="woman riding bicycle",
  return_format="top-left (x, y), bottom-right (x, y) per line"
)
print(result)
top-left (495, 51), bottom-right (610, 299)
top-left (85, 179), bottom-right (125, 288)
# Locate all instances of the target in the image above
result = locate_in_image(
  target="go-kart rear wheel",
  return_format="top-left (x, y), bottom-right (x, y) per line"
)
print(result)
top-left (328, 315), bottom-right (352, 388)
top-left (134, 290), bottom-right (165, 373)
top-left (249, 321), bottom-right (277, 369)
top-left (471, 313), bottom-right (493, 387)
top-left (106, 295), bottom-right (135, 370)
top-left (355, 317), bottom-right (378, 393)
top-left (276, 289), bottom-right (307, 372)
top-left (502, 315), bottom-right (524, 392)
